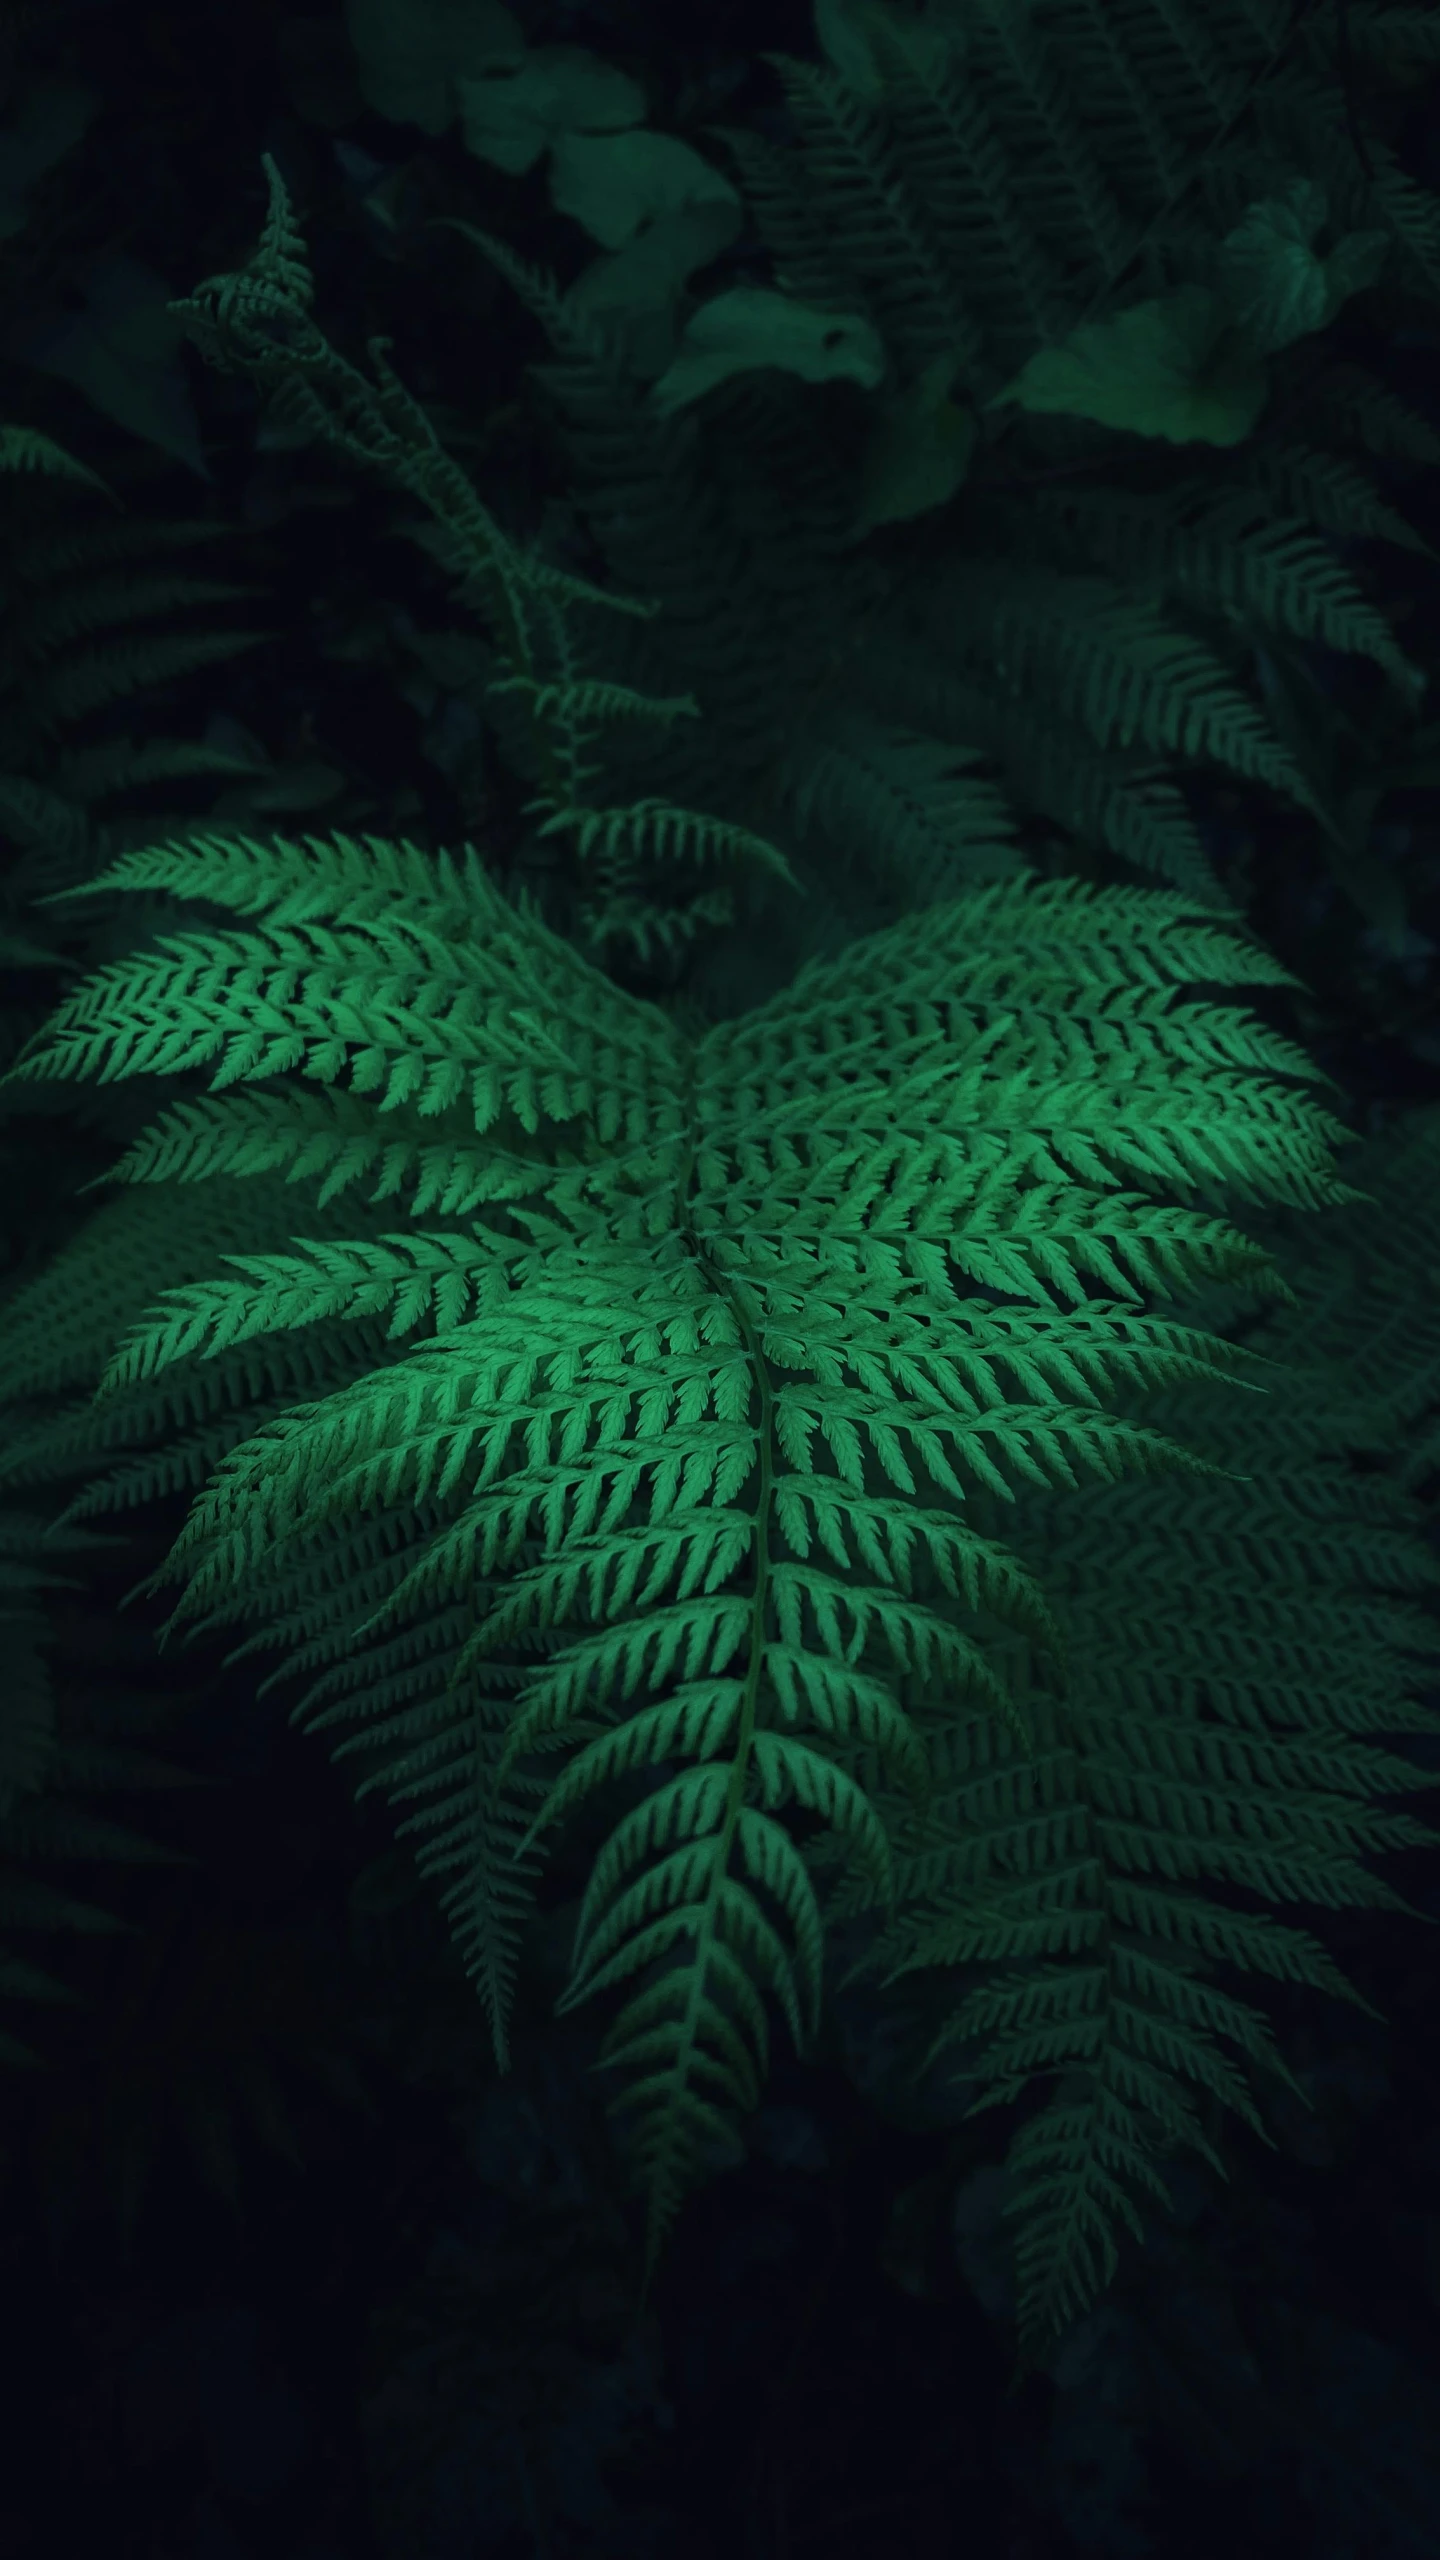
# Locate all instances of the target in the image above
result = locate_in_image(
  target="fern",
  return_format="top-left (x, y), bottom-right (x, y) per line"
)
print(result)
top-left (0, 386), bottom-right (284, 2063)
top-left (434, 0), bottom-right (1440, 966)
top-left (204, 3), bottom-right (1424, 970)
top-left (0, 0), bottom-right (1436, 2368)
top-left (817, 1094), bottom-right (1440, 2367)
top-left (0, 425), bottom-right (272, 899)
top-left (162, 159), bottom-right (783, 973)
top-left (0, 831), bottom-right (1372, 2284)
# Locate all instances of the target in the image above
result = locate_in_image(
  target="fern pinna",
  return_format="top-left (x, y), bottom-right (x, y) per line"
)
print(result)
top-left (0, 825), bottom-right (1393, 2334)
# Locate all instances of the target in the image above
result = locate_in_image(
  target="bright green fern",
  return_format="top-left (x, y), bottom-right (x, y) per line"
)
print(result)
top-left (0, 826), bottom-right (1377, 2296)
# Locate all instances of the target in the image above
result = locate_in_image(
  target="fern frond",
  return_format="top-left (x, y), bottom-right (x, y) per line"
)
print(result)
top-left (15, 0), bottom-right (1430, 2322)
top-left (0, 1177), bottom-right (414, 1491)
top-left (760, 48), bottom-right (976, 384)
top-left (48, 737), bottom-right (272, 807)
top-left (942, 559), bottom-right (1328, 811)
top-left (14, 573), bottom-right (265, 664)
top-left (781, 720), bottom-right (1026, 908)
top-left (0, 423), bottom-right (112, 496)
top-left (821, 1092), bottom-right (1440, 2367)
top-left (0, 461), bottom-right (277, 894)
top-left (95, 1229), bottom-right (523, 1393)
top-left (253, 1515), bottom-right (552, 2075)
top-left (1022, 479), bottom-right (1425, 696)
top-left (11, 626), bottom-right (271, 744)
top-left (1236, 438), bottom-right (1439, 562)
top-left (845, 648), bottom-right (1235, 901)
top-left (7, 827), bottom-right (689, 1140)
top-left (0, 829), bottom-right (1367, 2274)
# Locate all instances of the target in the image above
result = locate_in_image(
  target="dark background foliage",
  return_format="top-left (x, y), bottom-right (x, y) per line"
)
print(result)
top-left (2, 3), bottom-right (1440, 2554)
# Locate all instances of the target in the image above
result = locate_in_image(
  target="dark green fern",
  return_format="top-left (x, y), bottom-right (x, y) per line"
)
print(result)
top-left (429, 0), bottom-right (1440, 984)
top-left (0, 828), bottom-right (1381, 2297)
top-left (813, 1099), bottom-right (1440, 2364)
top-left (0, 0), bottom-right (1436, 2373)
top-left (162, 156), bottom-right (788, 979)
top-left (0, 417), bottom-right (271, 904)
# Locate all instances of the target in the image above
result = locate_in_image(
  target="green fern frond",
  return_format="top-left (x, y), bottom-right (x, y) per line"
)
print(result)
top-left (7, 0), bottom-right (1429, 2331)
top-left (439, 208), bottom-right (895, 820)
top-left (0, 826), bottom-right (1369, 2276)
top-left (95, 1230), bottom-right (522, 1393)
top-left (0, 500), bottom-right (264, 714)
top-left (74, 1084), bottom-right (605, 1231)
top-left (0, 1177), bottom-right (414, 1488)
top-left (760, 47), bottom-right (978, 385)
top-left (5, 511), bottom-right (243, 592)
top-left (14, 572), bottom-right (265, 665)
top-left (820, 1090), bottom-right (1440, 2367)
top-left (932, 559), bottom-right (1328, 813)
top-left (1347, 119), bottom-right (1440, 296)
top-left (576, 886), bottom-right (741, 971)
top-left (844, 648), bottom-right (1236, 900)
top-left (414, 1), bottom-right (1440, 955)
top-left (710, 121), bottom-right (876, 335)
top-left (0, 423), bottom-right (113, 496)
top-left (834, 3), bottom-right (1072, 380)
top-left (533, 793), bottom-right (796, 890)
top-left (0, 458), bottom-right (278, 887)
top-left (781, 720), bottom-right (1026, 907)
top-left (1236, 438), bottom-right (1439, 562)
top-left (47, 737), bottom-right (269, 808)
top-left (168, 166), bottom-right (805, 959)
top-left (1021, 478), bottom-right (1426, 695)
top-left (222, 1501), bottom-right (556, 2077)
top-left (767, 0), bottom-right (1308, 411)
top-left (487, 671), bottom-right (702, 741)
top-left (168, 160), bottom-right (657, 654)
top-left (13, 628), bottom-right (272, 743)
top-left (289, 1614), bottom-right (551, 2076)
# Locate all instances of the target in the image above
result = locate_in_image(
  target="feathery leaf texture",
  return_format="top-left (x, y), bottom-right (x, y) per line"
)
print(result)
top-left (163, 158), bottom-right (779, 967)
top-left (0, 830), bottom-right (1376, 2279)
top-left (0, 0), bottom-right (1437, 2361)
top-left (454, 0), bottom-right (1439, 944)
top-left (817, 1102), bottom-right (1440, 2364)
top-left (0, 422), bottom-right (272, 900)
